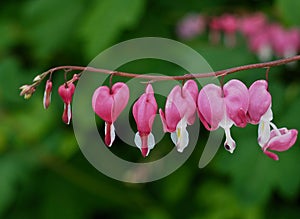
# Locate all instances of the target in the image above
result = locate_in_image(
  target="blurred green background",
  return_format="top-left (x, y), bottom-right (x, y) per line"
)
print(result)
top-left (1, 0), bottom-right (300, 218)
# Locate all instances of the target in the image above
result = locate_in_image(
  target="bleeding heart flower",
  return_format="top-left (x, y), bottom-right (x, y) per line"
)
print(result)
top-left (159, 80), bottom-right (198, 152)
top-left (58, 83), bottom-right (75, 125)
top-left (198, 79), bottom-right (249, 153)
top-left (133, 84), bottom-right (158, 157)
top-left (247, 80), bottom-right (273, 146)
top-left (220, 14), bottom-right (238, 47)
top-left (43, 80), bottom-right (52, 109)
top-left (92, 82), bottom-right (129, 147)
top-left (262, 127), bottom-right (298, 160)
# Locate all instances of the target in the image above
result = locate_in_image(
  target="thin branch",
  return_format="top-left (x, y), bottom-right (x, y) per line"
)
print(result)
top-left (41, 55), bottom-right (300, 81)
top-left (20, 55), bottom-right (300, 98)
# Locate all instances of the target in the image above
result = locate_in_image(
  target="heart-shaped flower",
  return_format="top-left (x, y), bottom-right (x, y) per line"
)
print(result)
top-left (159, 80), bottom-right (198, 152)
top-left (198, 79), bottom-right (249, 153)
top-left (262, 128), bottom-right (298, 160)
top-left (92, 82), bottom-right (129, 147)
top-left (58, 83), bottom-right (76, 125)
top-left (133, 84), bottom-right (158, 157)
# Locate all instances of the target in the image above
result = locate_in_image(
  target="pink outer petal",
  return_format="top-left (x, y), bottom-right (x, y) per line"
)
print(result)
top-left (58, 83), bottom-right (75, 104)
top-left (92, 82), bottom-right (129, 124)
top-left (92, 86), bottom-right (114, 123)
top-left (133, 84), bottom-right (158, 134)
top-left (183, 80), bottom-right (198, 102)
top-left (197, 84), bottom-right (224, 131)
top-left (266, 128), bottom-right (298, 152)
top-left (110, 82), bottom-right (129, 122)
top-left (160, 81), bottom-right (197, 133)
top-left (248, 80), bottom-right (271, 124)
top-left (223, 79), bottom-right (249, 127)
top-left (182, 80), bottom-right (198, 124)
top-left (159, 107), bottom-right (180, 133)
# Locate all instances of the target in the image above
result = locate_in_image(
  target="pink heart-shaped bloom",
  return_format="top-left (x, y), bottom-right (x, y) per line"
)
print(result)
top-left (58, 83), bottom-right (75, 125)
top-left (92, 82), bottom-right (129, 146)
top-left (133, 84), bottom-right (158, 157)
top-left (198, 80), bottom-right (249, 153)
top-left (159, 80), bottom-right (198, 152)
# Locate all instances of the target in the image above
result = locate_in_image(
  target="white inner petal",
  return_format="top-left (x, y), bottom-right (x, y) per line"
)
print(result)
top-left (105, 122), bottom-right (115, 147)
top-left (258, 106), bottom-right (273, 147)
top-left (134, 132), bottom-right (155, 157)
top-left (224, 127), bottom-right (236, 153)
top-left (43, 90), bottom-right (47, 109)
top-left (134, 132), bottom-right (142, 149)
top-left (67, 103), bottom-right (71, 124)
top-left (170, 118), bottom-right (189, 152)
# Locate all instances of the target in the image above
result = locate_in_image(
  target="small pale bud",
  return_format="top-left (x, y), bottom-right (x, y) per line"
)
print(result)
top-left (33, 75), bottom-right (42, 82)
top-left (24, 93), bottom-right (32, 99)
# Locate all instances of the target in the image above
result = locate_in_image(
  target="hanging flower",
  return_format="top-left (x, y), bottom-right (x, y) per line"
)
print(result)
top-left (133, 84), bottom-right (158, 157)
top-left (92, 82), bottom-right (129, 147)
top-left (247, 80), bottom-right (298, 159)
top-left (262, 128), bottom-right (298, 160)
top-left (43, 80), bottom-right (52, 109)
top-left (58, 83), bottom-right (75, 125)
top-left (198, 79), bottom-right (249, 153)
top-left (159, 80), bottom-right (198, 152)
top-left (220, 14), bottom-right (238, 47)
top-left (247, 80), bottom-right (272, 145)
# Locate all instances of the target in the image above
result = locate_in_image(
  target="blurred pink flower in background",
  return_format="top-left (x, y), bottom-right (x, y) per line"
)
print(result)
top-left (176, 13), bottom-right (206, 40)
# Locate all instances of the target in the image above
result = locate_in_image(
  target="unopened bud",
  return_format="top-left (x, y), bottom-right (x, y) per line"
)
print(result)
top-left (33, 75), bottom-right (42, 82)
top-left (43, 80), bottom-right (53, 109)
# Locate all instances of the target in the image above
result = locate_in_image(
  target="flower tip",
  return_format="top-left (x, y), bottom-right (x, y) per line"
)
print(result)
top-left (263, 150), bottom-right (279, 161)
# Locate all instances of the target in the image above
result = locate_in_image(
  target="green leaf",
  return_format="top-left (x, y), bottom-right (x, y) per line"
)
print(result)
top-left (80, 0), bottom-right (145, 59)
top-left (276, 0), bottom-right (300, 26)
top-left (22, 0), bottom-right (84, 59)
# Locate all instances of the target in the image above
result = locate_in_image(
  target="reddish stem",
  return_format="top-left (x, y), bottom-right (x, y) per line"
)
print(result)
top-left (39, 55), bottom-right (300, 81)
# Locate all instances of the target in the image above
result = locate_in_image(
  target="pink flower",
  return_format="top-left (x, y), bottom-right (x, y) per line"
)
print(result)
top-left (248, 30), bottom-right (273, 61)
top-left (198, 79), bottom-right (249, 153)
top-left (159, 80), bottom-right (198, 152)
top-left (209, 17), bottom-right (222, 44)
top-left (133, 84), bottom-right (158, 157)
top-left (239, 13), bottom-right (267, 37)
top-left (247, 80), bottom-right (298, 158)
top-left (43, 80), bottom-right (52, 109)
top-left (247, 80), bottom-right (273, 146)
top-left (58, 83), bottom-right (75, 125)
top-left (177, 13), bottom-right (206, 40)
top-left (92, 82), bottom-right (129, 147)
top-left (262, 128), bottom-right (298, 160)
top-left (220, 14), bottom-right (238, 47)
top-left (269, 25), bottom-right (300, 58)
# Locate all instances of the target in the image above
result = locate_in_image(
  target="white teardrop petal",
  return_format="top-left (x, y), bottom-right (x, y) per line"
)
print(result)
top-left (134, 132), bottom-right (142, 149)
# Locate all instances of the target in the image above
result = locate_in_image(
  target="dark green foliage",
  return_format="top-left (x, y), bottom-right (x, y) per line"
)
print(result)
top-left (1, 0), bottom-right (300, 218)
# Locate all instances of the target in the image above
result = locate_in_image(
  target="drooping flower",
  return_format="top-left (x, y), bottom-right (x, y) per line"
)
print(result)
top-left (92, 82), bottom-right (129, 147)
top-left (58, 83), bottom-right (75, 125)
top-left (239, 13), bottom-right (267, 38)
top-left (220, 14), bottom-right (238, 47)
top-left (262, 127), bottom-right (298, 160)
top-left (247, 80), bottom-right (272, 145)
top-left (247, 80), bottom-right (298, 158)
top-left (198, 79), bottom-right (249, 153)
top-left (43, 80), bottom-right (52, 109)
top-left (133, 84), bottom-right (158, 157)
top-left (159, 80), bottom-right (198, 152)
top-left (209, 17), bottom-right (222, 45)
top-left (176, 13), bottom-right (206, 40)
